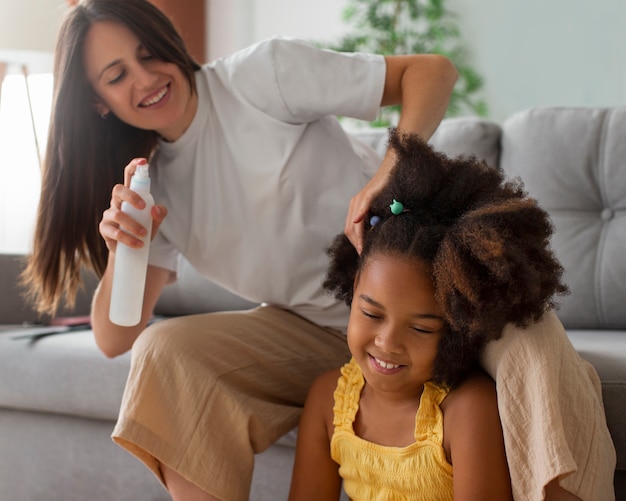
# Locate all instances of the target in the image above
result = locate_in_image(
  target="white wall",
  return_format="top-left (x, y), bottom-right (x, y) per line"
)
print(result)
top-left (207, 0), bottom-right (346, 60)
top-left (0, 0), bottom-right (66, 52)
top-left (450, 0), bottom-right (626, 121)
top-left (208, 0), bottom-right (626, 122)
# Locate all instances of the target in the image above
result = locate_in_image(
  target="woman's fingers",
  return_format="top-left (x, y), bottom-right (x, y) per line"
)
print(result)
top-left (123, 157), bottom-right (148, 186)
top-left (149, 205), bottom-right (168, 241)
top-left (344, 151), bottom-right (397, 254)
top-left (100, 158), bottom-right (152, 251)
top-left (100, 192), bottom-right (146, 250)
top-left (344, 196), bottom-right (367, 254)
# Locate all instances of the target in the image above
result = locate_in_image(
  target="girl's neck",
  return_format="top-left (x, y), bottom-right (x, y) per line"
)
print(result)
top-left (356, 383), bottom-right (424, 447)
top-left (361, 380), bottom-right (424, 408)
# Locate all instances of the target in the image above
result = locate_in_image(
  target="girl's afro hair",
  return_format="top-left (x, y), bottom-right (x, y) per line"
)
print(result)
top-left (324, 129), bottom-right (568, 386)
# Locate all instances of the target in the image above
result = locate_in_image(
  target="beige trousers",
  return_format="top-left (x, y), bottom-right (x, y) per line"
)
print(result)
top-left (112, 305), bottom-right (350, 500)
top-left (113, 307), bottom-right (616, 501)
top-left (481, 310), bottom-right (616, 501)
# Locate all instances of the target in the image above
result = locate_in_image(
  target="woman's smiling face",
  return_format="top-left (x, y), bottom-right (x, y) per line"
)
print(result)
top-left (83, 20), bottom-right (197, 141)
top-left (347, 253), bottom-right (446, 400)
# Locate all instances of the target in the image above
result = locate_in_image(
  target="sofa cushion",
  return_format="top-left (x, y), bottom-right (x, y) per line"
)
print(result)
top-left (0, 328), bottom-right (129, 421)
top-left (346, 117), bottom-right (502, 168)
top-left (501, 106), bottom-right (626, 329)
top-left (429, 116), bottom-right (502, 168)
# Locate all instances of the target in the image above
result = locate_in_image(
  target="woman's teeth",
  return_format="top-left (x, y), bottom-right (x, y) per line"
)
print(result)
top-left (142, 87), bottom-right (167, 106)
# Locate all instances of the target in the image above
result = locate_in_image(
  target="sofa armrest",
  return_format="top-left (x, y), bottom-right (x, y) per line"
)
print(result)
top-left (0, 254), bottom-right (41, 324)
top-left (0, 253), bottom-right (95, 325)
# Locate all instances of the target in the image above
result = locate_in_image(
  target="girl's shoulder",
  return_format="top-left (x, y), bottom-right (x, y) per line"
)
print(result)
top-left (440, 370), bottom-right (498, 430)
top-left (440, 370), bottom-right (501, 454)
top-left (438, 374), bottom-right (512, 498)
top-left (301, 367), bottom-right (344, 419)
top-left (302, 367), bottom-right (344, 440)
top-left (308, 367), bottom-right (343, 404)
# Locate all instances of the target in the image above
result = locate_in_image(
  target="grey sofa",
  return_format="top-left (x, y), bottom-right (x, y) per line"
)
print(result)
top-left (0, 106), bottom-right (623, 500)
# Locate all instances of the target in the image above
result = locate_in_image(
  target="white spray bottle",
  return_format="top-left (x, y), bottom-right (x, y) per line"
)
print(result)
top-left (109, 164), bottom-right (154, 326)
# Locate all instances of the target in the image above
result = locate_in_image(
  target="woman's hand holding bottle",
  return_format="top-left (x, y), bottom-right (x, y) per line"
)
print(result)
top-left (99, 158), bottom-right (167, 253)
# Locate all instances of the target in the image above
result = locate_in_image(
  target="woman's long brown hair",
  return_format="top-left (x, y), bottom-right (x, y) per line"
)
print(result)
top-left (21, 0), bottom-right (200, 316)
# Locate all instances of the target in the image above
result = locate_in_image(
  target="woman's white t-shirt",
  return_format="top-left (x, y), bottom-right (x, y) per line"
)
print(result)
top-left (148, 37), bottom-right (386, 330)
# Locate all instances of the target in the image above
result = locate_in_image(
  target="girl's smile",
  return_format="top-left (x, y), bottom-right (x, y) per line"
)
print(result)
top-left (369, 354), bottom-right (404, 374)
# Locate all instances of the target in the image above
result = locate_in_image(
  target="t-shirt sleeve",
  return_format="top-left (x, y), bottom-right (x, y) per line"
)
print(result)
top-left (148, 231), bottom-right (179, 274)
top-left (215, 36), bottom-right (386, 124)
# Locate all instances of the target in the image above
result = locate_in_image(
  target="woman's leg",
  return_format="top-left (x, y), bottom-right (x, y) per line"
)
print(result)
top-left (161, 463), bottom-right (219, 501)
top-left (544, 479), bottom-right (582, 501)
top-left (112, 305), bottom-right (350, 501)
top-left (481, 310), bottom-right (616, 501)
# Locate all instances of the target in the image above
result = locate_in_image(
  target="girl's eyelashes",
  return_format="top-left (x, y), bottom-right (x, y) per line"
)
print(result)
top-left (361, 310), bottom-right (435, 334)
top-left (410, 326), bottom-right (436, 335)
top-left (361, 309), bottom-right (381, 320)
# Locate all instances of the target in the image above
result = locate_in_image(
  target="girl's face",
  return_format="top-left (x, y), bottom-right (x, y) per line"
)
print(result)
top-left (347, 253), bottom-right (446, 401)
top-left (83, 21), bottom-right (197, 142)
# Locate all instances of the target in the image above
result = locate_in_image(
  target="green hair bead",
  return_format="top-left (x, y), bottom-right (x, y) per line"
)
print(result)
top-left (390, 199), bottom-right (404, 215)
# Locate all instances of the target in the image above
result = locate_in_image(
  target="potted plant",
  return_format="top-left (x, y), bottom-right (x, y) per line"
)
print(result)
top-left (324, 0), bottom-right (487, 125)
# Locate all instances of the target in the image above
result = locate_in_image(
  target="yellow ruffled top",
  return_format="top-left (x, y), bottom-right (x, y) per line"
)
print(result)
top-left (331, 358), bottom-right (453, 501)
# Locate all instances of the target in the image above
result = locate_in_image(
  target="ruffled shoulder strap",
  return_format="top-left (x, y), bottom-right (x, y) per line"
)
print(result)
top-left (333, 357), bottom-right (364, 433)
top-left (415, 382), bottom-right (450, 443)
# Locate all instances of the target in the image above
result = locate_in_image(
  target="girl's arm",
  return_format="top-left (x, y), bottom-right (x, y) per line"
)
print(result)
top-left (289, 369), bottom-right (343, 501)
top-left (442, 372), bottom-right (513, 501)
top-left (345, 54), bottom-right (458, 253)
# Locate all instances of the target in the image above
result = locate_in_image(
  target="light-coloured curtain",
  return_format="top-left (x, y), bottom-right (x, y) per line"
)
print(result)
top-left (0, 66), bottom-right (51, 254)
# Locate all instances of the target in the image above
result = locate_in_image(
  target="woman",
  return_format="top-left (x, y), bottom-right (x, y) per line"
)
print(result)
top-left (23, 0), bottom-right (455, 499)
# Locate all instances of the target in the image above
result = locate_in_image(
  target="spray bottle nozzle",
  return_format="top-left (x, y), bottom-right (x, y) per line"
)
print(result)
top-left (134, 164), bottom-right (150, 180)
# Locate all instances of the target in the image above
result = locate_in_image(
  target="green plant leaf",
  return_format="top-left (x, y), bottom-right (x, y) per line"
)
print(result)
top-left (319, 0), bottom-right (489, 120)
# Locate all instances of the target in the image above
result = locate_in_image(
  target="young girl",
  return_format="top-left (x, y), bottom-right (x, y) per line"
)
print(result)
top-left (289, 130), bottom-right (569, 500)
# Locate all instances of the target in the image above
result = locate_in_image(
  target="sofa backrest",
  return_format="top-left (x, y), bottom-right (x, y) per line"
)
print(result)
top-left (429, 116), bottom-right (502, 169)
top-left (500, 106), bottom-right (626, 329)
top-left (398, 109), bottom-right (626, 330)
top-left (6, 108), bottom-right (622, 331)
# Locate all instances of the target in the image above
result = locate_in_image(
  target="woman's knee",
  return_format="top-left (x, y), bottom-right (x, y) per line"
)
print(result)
top-left (131, 316), bottom-right (200, 363)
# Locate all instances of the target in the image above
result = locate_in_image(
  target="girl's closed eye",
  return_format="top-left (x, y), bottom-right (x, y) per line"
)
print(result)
top-left (410, 325), bottom-right (435, 334)
top-left (361, 309), bottom-right (381, 320)
top-left (409, 317), bottom-right (446, 335)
